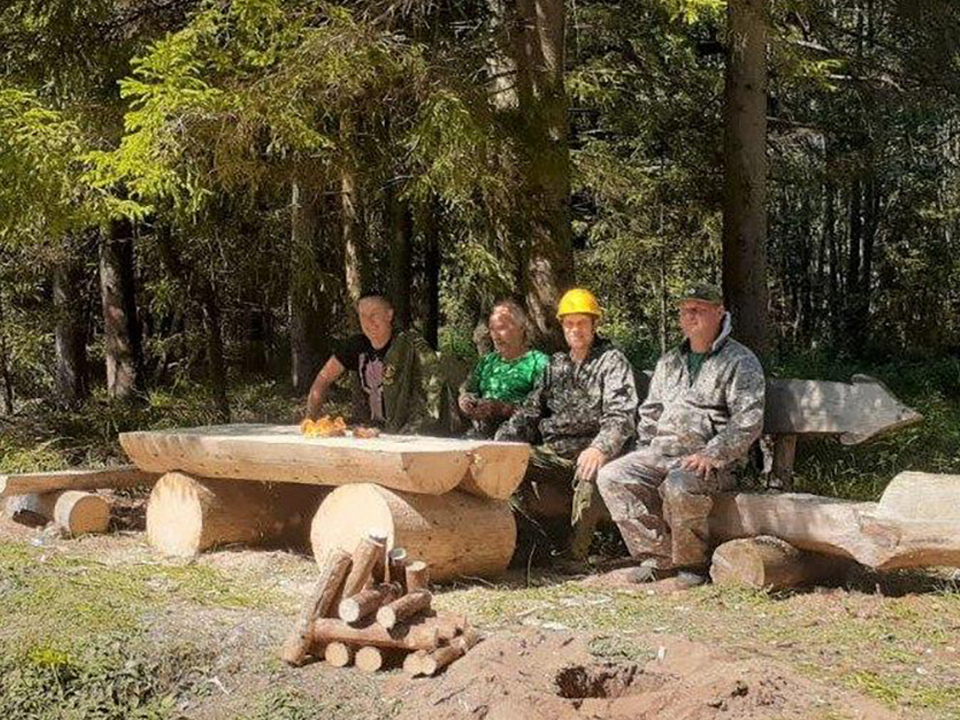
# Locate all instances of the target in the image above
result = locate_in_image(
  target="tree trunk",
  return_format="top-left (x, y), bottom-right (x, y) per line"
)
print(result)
top-left (155, 225), bottom-right (230, 421)
top-left (53, 252), bottom-right (89, 407)
top-left (825, 177), bottom-right (841, 339)
top-left (845, 178), bottom-right (863, 347)
top-left (340, 113), bottom-right (368, 310)
top-left (100, 220), bottom-right (141, 400)
top-left (498, 0), bottom-right (574, 351)
top-left (289, 181), bottom-right (331, 394)
top-left (423, 202), bottom-right (441, 350)
top-left (387, 186), bottom-right (413, 328)
top-left (0, 286), bottom-right (13, 414)
top-left (859, 174), bottom-right (879, 343)
top-left (721, 0), bottom-right (770, 358)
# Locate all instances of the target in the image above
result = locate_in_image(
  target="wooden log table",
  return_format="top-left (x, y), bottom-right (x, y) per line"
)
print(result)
top-left (121, 424), bottom-right (529, 498)
top-left (121, 425), bottom-right (528, 573)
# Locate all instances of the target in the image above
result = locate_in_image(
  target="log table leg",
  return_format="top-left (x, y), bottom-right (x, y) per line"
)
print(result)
top-left (146, 472), bottom-right (329, 557)
top-left (310, 485), bottom-right (516, 581)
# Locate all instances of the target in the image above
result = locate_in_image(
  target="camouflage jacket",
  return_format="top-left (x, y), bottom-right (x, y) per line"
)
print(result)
top-left (495, 340), bottom-right (639, 460)
top-left (351, 329), bottom-right (451, 435)
top-left (637, 313), bottom-right (765, 465)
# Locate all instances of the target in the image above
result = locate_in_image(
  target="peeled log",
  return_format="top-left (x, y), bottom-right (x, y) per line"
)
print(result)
top-left (877, 472), bottom-right (960, 521)
top-left (311, 485), bottom-right (516, 581)
top-left (147, 472), bottom-right (328, 557)
top-left (121, 425), bottom-right (473, 495)
top-left (311, 618), bottom-right (440, 651)
top-left (456, 440), bottom-right (530, 500)
top-left (710, 536), bottom-right (845, 591)
top-left (280, 548), bottom-right (352, 666)
top-left (710, 488), bottom-right (960, 571)
top-left (4, 491), bottom-right (110, 535)
top-left (1, 465), bottom-right (157, 497)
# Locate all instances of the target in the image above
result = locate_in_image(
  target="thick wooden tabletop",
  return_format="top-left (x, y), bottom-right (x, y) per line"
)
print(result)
top-left (120, 424), bottom-right (530, 498)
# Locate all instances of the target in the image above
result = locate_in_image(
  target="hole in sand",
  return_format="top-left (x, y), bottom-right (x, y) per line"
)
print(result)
top-left (555, 662), bottom-right (646, 700)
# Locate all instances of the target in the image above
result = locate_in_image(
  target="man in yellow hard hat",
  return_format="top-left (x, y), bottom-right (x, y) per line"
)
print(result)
top-left (495, 288), bottom-right (639, 560)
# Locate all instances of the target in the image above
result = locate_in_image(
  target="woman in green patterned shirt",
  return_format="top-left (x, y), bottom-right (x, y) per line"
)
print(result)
top-left (459, 300), bottom-right (549, 437)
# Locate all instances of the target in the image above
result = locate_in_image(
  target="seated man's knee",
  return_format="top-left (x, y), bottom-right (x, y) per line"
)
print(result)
top-left (595, 462), bottom-right (618, 492)
top-left (660, 468), bottom-right (707, 501)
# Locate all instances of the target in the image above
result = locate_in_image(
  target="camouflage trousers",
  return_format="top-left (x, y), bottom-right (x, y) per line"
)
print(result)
top-left (516, 445), bottom-right (605, 560)
top-left (595, 447), bottom-right (735, 569)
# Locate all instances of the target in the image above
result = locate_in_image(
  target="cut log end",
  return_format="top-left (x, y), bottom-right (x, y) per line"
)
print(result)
top-left (710, 536), bottom-right (843, 591)
top-left (311, 484), bottom-right (516, 582)
top-left (355, 646), bottom-right (385, 673)
top-left (324, 642), bottom-right (353, 668)
top-left (403, 650), bottom-right (427, 676)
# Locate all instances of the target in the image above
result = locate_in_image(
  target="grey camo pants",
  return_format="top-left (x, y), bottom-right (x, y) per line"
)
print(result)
top-left (596, 446), bottom-right (735, 568)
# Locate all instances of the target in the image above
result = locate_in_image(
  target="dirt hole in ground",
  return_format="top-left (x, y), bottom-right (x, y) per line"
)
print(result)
top-left (555, 662), bottom-right (658, 702)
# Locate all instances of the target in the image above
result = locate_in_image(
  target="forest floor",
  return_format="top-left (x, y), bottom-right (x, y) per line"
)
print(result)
top-left (1, 362), bottom-right (959, 719)
top-left (1, 509), bottom-right (958, 720)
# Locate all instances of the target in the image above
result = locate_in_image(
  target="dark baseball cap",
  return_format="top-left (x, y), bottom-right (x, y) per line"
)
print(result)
top-left (678, 283), bottom-right (723, 305)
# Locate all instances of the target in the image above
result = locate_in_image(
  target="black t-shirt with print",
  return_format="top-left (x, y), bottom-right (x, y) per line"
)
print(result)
top-left (333, 334), bottom-right (392, 424)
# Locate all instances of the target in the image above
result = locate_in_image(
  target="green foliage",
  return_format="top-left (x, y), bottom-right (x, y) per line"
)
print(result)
top-left (0, 88), bottom-right (103, 244)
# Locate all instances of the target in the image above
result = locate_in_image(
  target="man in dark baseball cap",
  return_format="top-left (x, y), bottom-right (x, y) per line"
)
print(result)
top-left (595, 278), bottom-right (765, 582)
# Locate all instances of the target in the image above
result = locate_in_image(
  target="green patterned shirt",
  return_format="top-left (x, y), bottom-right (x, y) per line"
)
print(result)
top-left (466, 350), bottom-right (549, 404)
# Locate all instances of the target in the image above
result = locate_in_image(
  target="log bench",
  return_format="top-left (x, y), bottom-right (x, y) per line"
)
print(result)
top-left (709, 471), bottom-right (960, 589)
top-left (761, 375), bottom-right (922, 489)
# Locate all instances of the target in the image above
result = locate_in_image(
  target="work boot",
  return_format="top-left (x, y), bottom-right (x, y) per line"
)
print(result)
top-left (624, 557), bottom-right (675, 584)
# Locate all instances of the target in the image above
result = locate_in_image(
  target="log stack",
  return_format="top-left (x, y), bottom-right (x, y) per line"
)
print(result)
top-left (281, 533), bottom-right (480, 675)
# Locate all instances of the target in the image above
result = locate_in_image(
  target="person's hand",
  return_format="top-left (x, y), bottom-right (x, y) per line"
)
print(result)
top-left (459, 393), bottom-right (480, 418)
top-left (575, 446), bottom-right (607, 483)
top-left (681, 452), bottom-right (721, 476)
top-left (495, 401), bottom-right (518, 418)
top-left (485, 400), bottom-right (516, 418)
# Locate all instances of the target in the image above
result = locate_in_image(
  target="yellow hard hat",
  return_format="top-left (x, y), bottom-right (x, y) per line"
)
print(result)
top-left (556, 288), bottom-right (601, 319)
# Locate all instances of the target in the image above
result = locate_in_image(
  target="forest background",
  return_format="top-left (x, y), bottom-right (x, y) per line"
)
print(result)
top-left (2, 0), bottom-right (959, 499)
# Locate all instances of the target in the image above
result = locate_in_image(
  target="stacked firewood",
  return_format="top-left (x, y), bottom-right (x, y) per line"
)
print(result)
top-left (281, 532), bottom-right (479, 675)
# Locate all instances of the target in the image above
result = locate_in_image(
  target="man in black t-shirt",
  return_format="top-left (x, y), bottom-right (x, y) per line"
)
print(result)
top-left (305, 294), bottom-right (448, 433)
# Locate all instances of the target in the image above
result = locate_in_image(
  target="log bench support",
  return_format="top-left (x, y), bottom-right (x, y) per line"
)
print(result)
top-left (146, 471), bottom-right (329, 557)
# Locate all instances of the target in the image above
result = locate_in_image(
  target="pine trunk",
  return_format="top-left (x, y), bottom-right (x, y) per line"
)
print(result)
top-left (99, 220), bottom-right (141, 400)
top-left (387, 186), bottom-right (413, 328)
top-left (423, 203), bottom-right (441, 350)
top-left (502, 0), bottom-right (575, 351)
top-left (721, 0), bottom-right (770, 358)
top-left (53, 252), bottom-right (89, 407)
top-left (289, 181), bottom-right (330, 394)
top-left (340, 113), bottom-right (368, 310)
top-left (0, 287), bottom-right (13, 414)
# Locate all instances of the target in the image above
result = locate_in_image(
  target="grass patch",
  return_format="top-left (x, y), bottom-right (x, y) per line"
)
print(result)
top-left (0, 542), bottom-right (285, 652)
top-left (231, 687), bottom-right (402, 720)
top-left (0, 632), bottom-right (213, 720)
